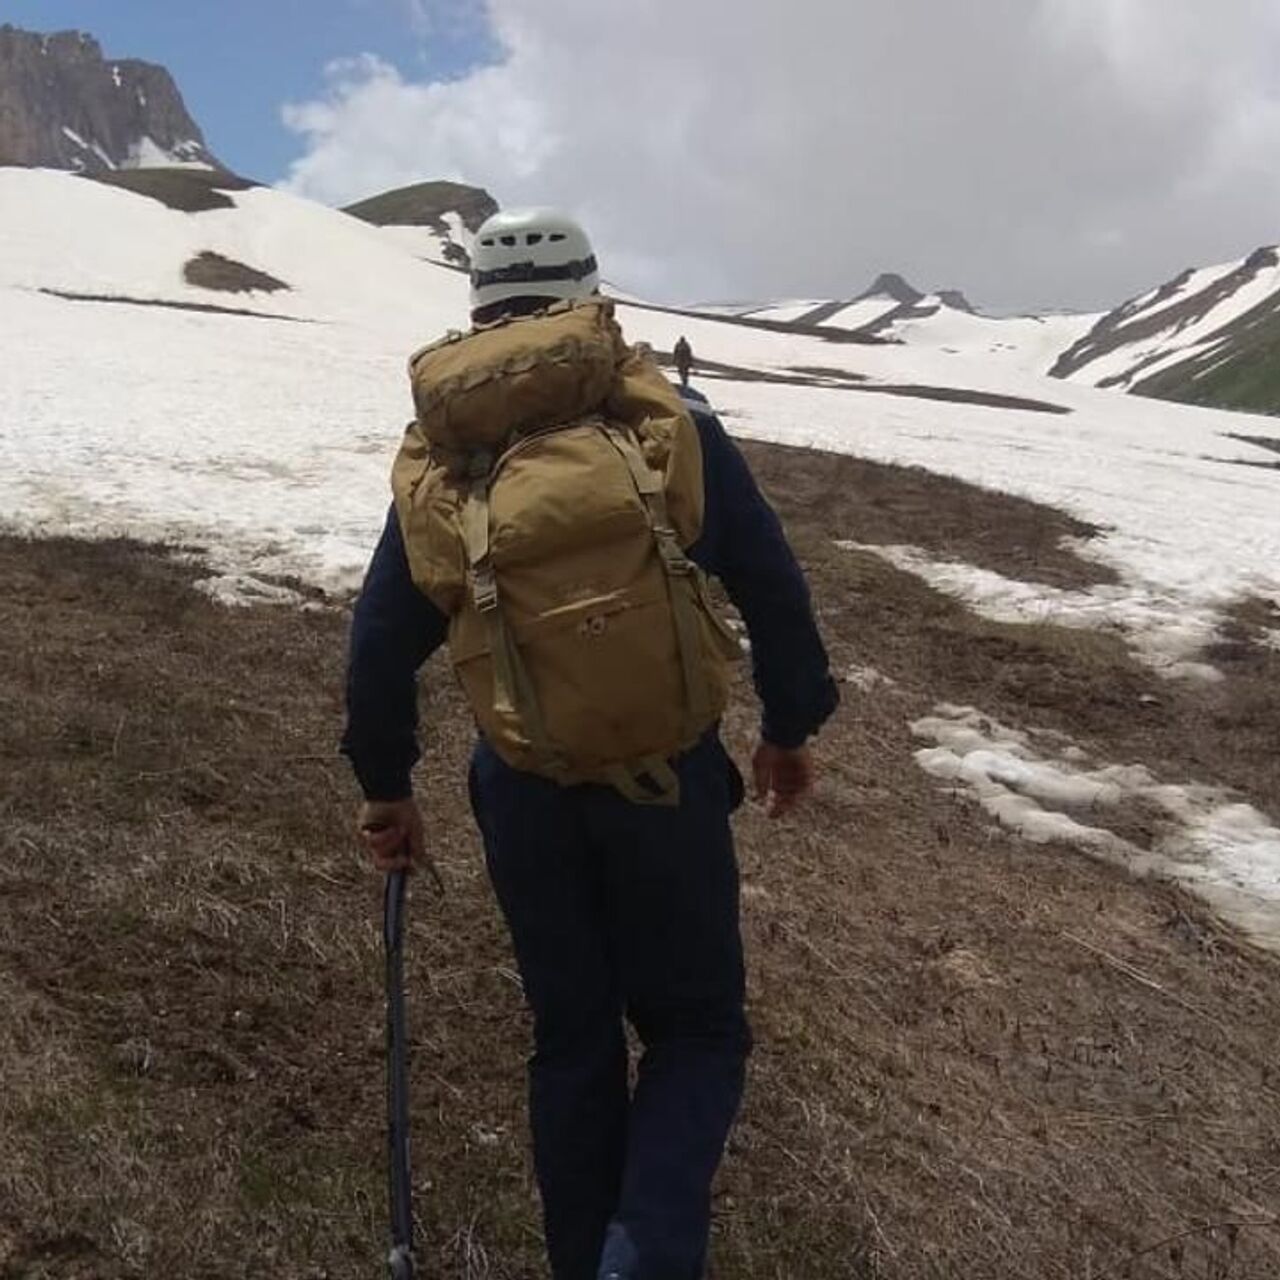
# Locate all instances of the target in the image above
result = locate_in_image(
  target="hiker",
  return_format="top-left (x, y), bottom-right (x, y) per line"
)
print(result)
top-left (673, 334), bottom-right (693, 386)
top-left (342, 208), bottom-right (837, 1280)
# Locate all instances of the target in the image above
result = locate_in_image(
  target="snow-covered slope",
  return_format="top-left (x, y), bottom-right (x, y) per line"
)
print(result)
top-left (366, 217), bottom-right (473, 270)
top-left (807, 295), bottom-right (906, 331)
top-left (1051, 246), bottom-right (1280, 414)
top-left (0, 167), bottom-right (470, 329)
top-left (691, 278), bottom-right (1094, 376)
top-left (735, 299), bottom-right (830, 324)
top-left (727, 294), bottom-right (908, 331)
top-left (2, 165), bottom-right (1279, 947)
top-left (878, 305), bottom-right (1099, 376)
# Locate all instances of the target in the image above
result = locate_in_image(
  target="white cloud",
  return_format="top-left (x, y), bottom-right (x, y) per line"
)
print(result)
top-left (397, 0), bottom-right (490, 44)
top-left (282, 54), bottom-right (553, 205)
top-left (282, 1), bottom-right (1280, 311)
top-left (400, 0), bottom-right (433, 38)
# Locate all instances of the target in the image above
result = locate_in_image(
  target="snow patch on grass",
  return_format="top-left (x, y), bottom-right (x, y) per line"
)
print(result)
top-left (841, 541), bottom-right (1226, 680)
top-left (194, 571), bottom-right (308, 608)
top-left (912, 705), bottom-right (1280, 951)
top-left (846, 664), bottom-right (897, 692)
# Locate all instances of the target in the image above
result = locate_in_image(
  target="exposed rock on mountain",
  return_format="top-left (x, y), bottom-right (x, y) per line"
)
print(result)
top-left (0, 25), bottom-right (221, 172)
top-left (92, 168), bottom-right (255, 212)
top-left (343, 180), bottom-right (498, 233)
top-left (855, 272), bottom-right (925, 307)
top-left (936, 290), bottom-right (975, 314)
top-left (343, 180), bottom-right (499, 268)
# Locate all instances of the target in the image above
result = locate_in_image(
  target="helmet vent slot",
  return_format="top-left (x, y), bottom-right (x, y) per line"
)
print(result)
top-left (549, 233), bottom-right (567, 242)
top-left (526, 233), bottom-right (543, 245)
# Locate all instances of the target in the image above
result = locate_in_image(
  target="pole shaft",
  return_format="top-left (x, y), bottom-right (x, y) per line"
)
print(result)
top-left (384, 869), bottom-right (415, 1276)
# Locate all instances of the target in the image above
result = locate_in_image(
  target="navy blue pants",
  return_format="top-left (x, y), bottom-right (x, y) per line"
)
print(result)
top-left (468, 734), bottom-right (752, 1280)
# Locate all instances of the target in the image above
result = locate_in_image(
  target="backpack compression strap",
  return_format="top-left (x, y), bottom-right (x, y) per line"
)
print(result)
top-left (602, 426), bottom-right (716, 740)
top-left (461, 472), bottom-right (569, 782)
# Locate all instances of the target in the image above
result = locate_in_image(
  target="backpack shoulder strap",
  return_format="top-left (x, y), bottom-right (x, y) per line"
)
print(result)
top-left (602, 425), bottom-right (715, 744)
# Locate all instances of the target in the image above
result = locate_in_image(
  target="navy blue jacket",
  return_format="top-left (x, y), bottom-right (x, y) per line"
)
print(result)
top-left (342, 390), bottom-right (839, 800)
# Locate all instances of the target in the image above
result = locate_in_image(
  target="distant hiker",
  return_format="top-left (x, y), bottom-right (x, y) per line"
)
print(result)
top-left (342, 208), bottom-right (837, 1280)
top-left (673, 333), bottom-right (694, 386)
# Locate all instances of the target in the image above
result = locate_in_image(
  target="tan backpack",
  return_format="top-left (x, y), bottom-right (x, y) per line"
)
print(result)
top-left (390, 297), bottom-right (740, 805)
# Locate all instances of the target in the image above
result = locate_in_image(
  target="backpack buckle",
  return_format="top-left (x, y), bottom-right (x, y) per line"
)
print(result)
top-left (472, 563), bottom-right (499, 612)
top-left (653, 527), bottom-right (693, 575)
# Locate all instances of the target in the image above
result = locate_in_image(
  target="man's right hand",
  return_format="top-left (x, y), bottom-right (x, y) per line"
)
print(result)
top-left (358, 797), bottom-right (426, 874)
top-left (751, 741), bottom-right (815, 819)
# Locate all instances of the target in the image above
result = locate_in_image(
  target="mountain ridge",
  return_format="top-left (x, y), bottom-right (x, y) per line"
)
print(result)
top-left (0, 24), bottom-right (220, 173)
top-left (1051, 244), bottom-right (1280, 414)
top-left (715, 272), bottom-right (976, 336)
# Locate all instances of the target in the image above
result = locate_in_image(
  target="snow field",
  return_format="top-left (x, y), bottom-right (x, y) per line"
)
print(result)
top-left (804, 297), bottom-right (899, 331)
top-left (0, 289), bottom-right (411, 596)
top-left (738, 299), bottom-right (828, 323)
top-left (883, 306), bottom-right (1098, 375)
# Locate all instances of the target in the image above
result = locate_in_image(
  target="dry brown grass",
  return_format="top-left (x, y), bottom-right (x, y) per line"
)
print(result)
top-left (737, 440), bottom-right (1119, 591)
top-left (650, 359), bottom-right (1072, 414)
top-left (2, 440), bottom-right (1279, 1278)
top-left (84, 169), bottom-right (257, 214)
top-left (183, 252), bottom-right (290, 294)
top-left (37, 288), bottom-right (303, 323)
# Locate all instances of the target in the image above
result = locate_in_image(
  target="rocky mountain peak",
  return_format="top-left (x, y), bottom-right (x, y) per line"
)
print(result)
top-left (857, 272), bottom-right (925, 306)
top-left (937, 289), bottom-right (976, 314)
top-left (0, 24), bottom-right (221, 173)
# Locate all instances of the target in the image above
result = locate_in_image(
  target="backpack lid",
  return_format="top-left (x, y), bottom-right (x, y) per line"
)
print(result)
top-left (407, 298), bottom-right (623, 452)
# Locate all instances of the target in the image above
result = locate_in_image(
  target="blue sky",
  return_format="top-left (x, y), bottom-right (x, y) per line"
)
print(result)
top-left (0, 0), bottom-right (497, 186)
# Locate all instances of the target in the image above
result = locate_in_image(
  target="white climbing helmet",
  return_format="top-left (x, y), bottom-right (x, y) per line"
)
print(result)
top-left (469, 208), bottom-right (599, 313)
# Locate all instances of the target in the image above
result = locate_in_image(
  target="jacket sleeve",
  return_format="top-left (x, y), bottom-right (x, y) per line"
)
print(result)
top-left (687, 406), bottom-right (839, 748)
top-left (341, 505), bottom-right (449, 800)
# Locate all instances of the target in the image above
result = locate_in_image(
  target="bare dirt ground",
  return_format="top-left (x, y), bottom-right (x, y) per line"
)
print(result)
top-left (2, 439), bottom-right (1278, 1279)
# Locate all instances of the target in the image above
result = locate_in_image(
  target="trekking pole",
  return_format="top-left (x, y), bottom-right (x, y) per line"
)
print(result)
top-left (383, 867), bottom-right (416, 1279)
